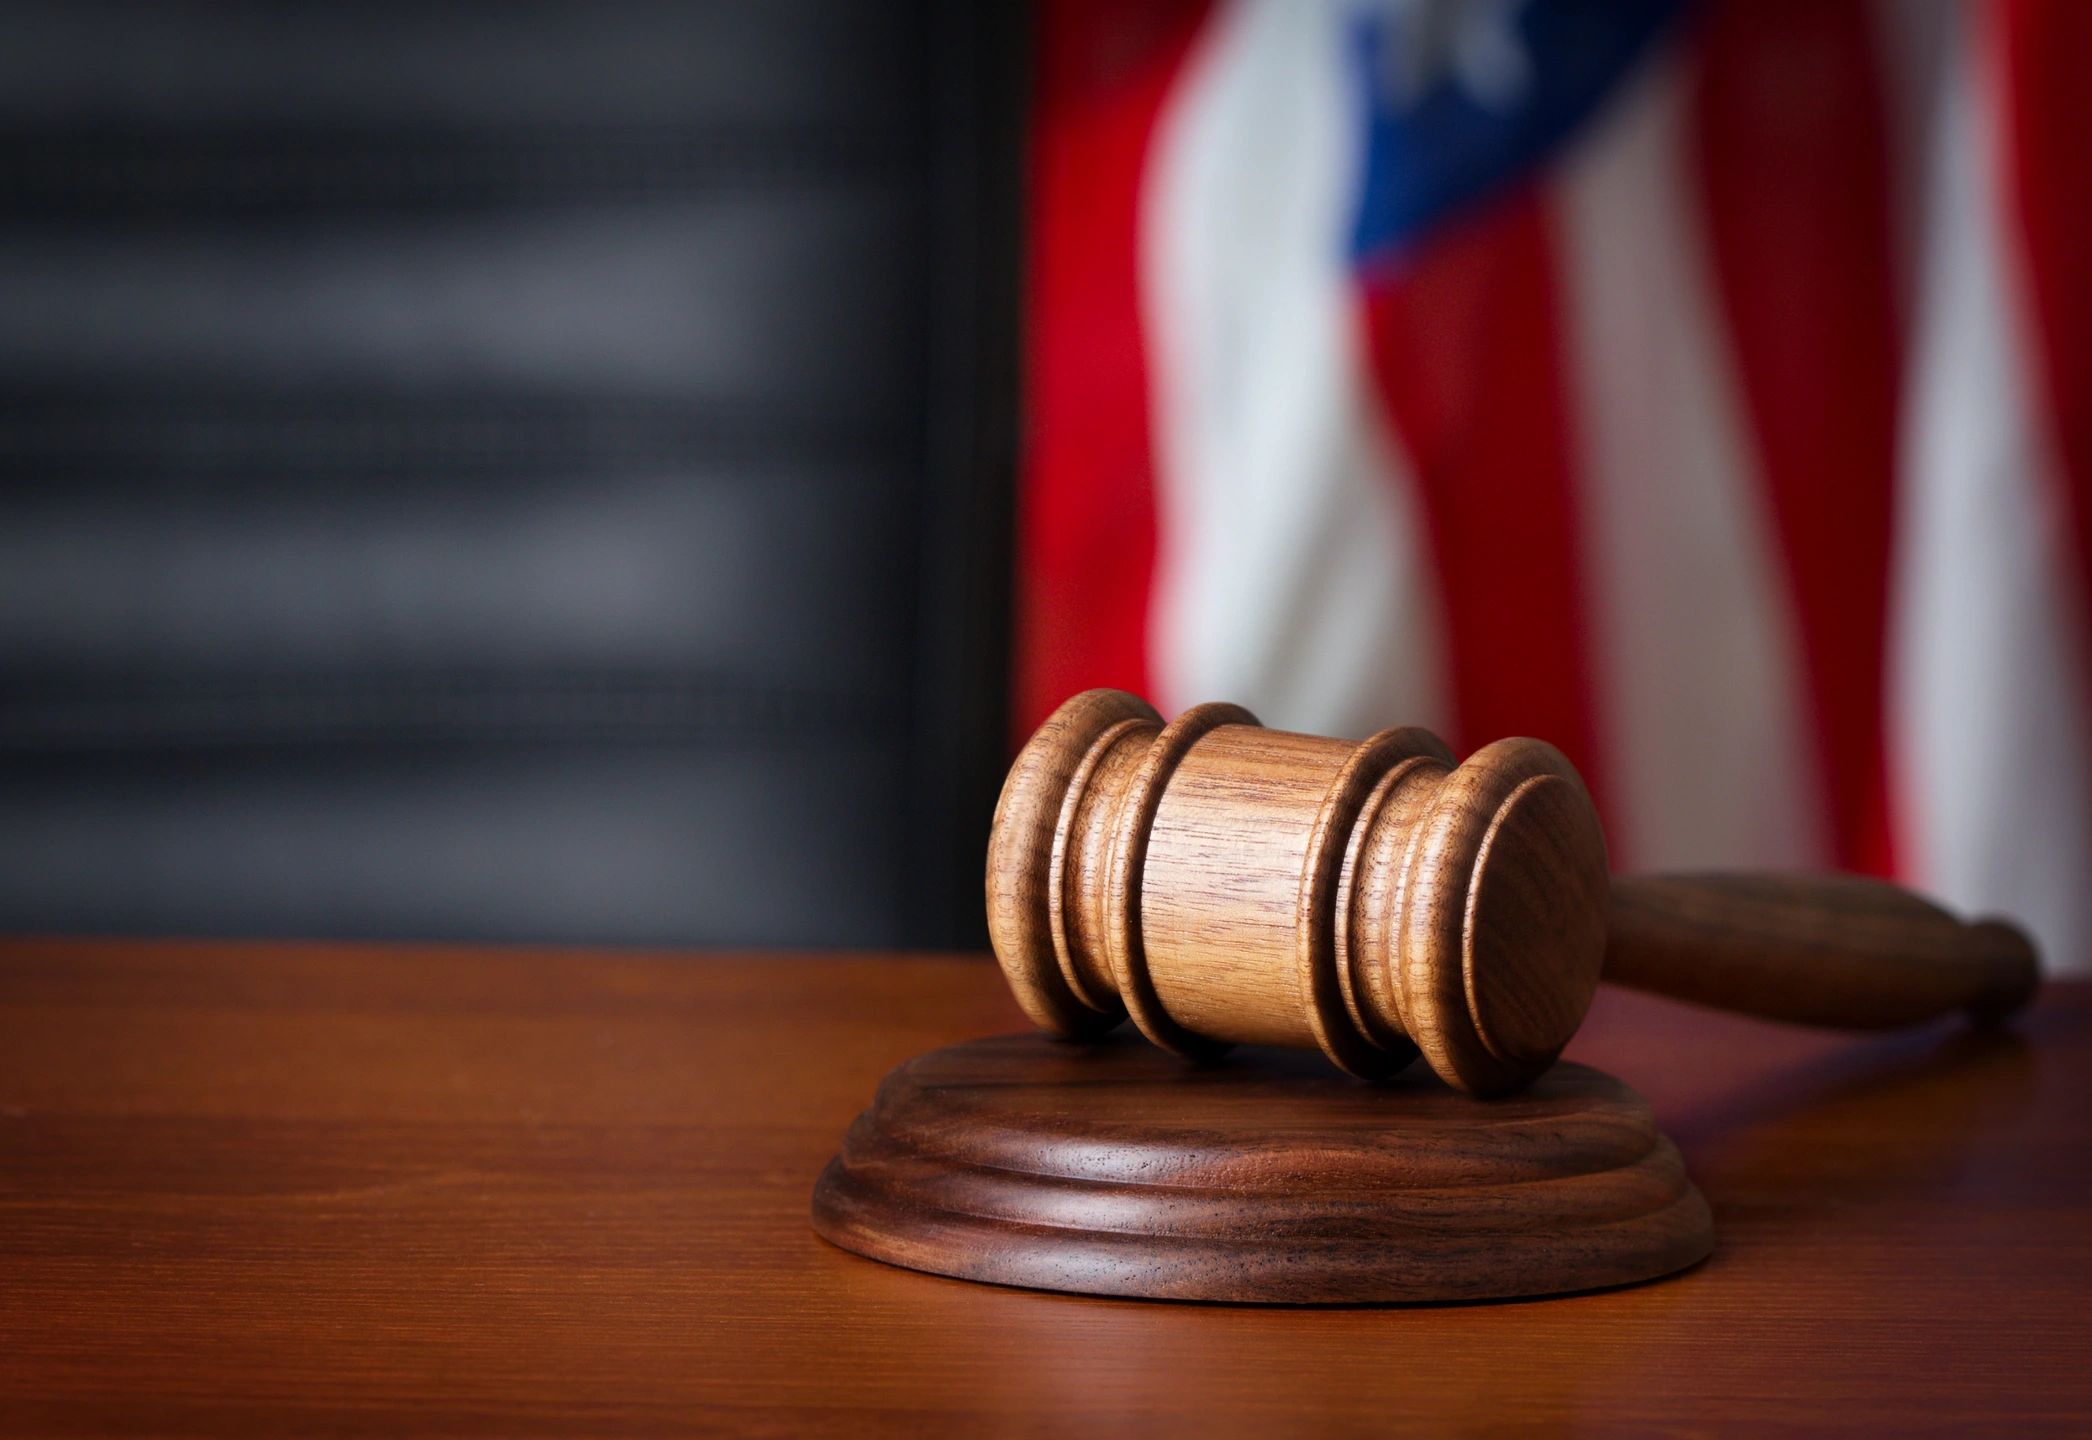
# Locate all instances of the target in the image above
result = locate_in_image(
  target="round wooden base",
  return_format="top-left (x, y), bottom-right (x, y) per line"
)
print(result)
top-left (813, 1034), bottom-right (1712, 1304)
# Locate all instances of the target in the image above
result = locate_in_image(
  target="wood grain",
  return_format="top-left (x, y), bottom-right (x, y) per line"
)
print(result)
top-left (988, 688), bottom-right (1611, 1093)
top-left (1607, 871), bottom-right (2041, 1026)
top-left (2, 937), bottom-right (2089, 1435)
top-left (991, 689), bottom-right (2037, 1094)
top-left (814, 1035), bottom-right (1711, 1302)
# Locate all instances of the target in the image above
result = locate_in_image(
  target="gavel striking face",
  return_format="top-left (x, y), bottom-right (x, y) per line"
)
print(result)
top-left (987, 690), bottom-right (2041, 1096)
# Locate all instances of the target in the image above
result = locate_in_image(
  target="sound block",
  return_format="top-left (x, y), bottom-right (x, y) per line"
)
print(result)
top-left (812, 1034), bottom-right (1712, 1304)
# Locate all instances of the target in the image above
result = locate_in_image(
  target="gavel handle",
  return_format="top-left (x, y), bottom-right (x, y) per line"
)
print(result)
top-left (1604, 872), bottom-right (2040, 1029)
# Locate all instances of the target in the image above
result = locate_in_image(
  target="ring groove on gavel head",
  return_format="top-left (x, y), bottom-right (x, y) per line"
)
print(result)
top-left (986, 689), bottom-right (1611, 1096)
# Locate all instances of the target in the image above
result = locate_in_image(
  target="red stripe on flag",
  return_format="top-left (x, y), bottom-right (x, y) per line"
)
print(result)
top-left (1014, 0), bottom-right (1210, 740)
top-left (1358, 192), bottom-right (1611, 817)
top-left (1995, 0), bottom-right (2092, 656)
top-left (1689, 0), bottom-right (1902, 875)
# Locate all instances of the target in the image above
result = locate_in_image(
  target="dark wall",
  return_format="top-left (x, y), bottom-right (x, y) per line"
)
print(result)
top-left (0, 2), bottom-right (1023, 948)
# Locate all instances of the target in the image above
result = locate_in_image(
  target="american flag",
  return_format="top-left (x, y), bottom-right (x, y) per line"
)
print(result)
top-left (1015, 0), bottom-right (2091, 974)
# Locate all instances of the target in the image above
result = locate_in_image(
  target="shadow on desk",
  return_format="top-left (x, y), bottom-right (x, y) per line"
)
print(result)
top-left (1663, 1014), bottom-right (2063, 1240)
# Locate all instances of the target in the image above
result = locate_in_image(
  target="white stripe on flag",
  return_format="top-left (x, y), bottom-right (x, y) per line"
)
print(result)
top-left (1889, 24), bottom-right (2092, 975)
top-left (1141, 0), bottom-right (1449, 739)
top-left (1554, 54), bottom-right (1828, 871)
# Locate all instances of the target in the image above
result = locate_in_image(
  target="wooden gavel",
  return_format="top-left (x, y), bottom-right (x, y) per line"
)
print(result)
top-left (987, 690), bottom-right (2040, 1096)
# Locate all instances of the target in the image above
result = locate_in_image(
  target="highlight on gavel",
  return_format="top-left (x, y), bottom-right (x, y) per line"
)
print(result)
top-left (987, 689), bottom-right (2041, 1097)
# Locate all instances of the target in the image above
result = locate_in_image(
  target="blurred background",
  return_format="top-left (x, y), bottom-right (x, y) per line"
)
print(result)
top-left (1, 0), bottom-right (2086, 973)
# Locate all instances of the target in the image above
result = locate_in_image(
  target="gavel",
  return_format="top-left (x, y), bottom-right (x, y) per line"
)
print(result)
top-left (987, 689), bottom-right (2040, 1096)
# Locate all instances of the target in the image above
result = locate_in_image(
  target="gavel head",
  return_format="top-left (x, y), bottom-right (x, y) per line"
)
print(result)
top-left (986, 689), bottom-right (1611, 1096)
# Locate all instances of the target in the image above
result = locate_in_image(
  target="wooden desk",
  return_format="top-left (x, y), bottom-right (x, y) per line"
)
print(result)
top-left (1, 940), bottom-right (2086, 1435)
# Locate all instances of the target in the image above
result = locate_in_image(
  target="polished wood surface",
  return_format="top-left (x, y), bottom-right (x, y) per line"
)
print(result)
top-left (2, 938), bottom-right (2088, 1435)
top-left (989, 688), bottom-right (1612, 1093)
top-left (991, 690), bottom-right (2037, 1094)
top-left (815, 1037), bottom-right (1711, 1303)
top-left (1608, 871), bottom-right (2040, 1025)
